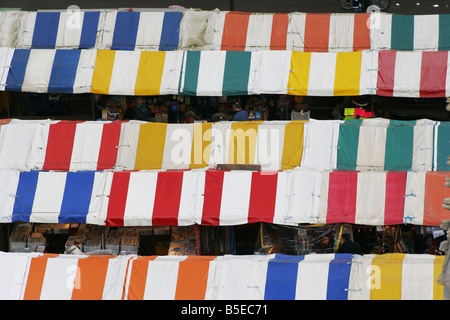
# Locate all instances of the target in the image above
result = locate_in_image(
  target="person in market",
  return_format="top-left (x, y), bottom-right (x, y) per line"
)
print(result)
top-left (232, 101), bottom-right (248, 121)
top-left (65, 240), bottom-right (84, 255)
top-left (132, 96), bottom-right (153, 121)
top-left (337, 233), bottom-right (363, 255)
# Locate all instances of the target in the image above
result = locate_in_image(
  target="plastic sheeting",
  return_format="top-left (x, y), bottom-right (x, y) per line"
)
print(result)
top-left (0, 252), bottom-right (444, 300)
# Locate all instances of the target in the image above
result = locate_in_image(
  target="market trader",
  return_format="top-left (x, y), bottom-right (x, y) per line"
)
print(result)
top-left (337, 233), bottom-right (363, 255)
top-left (232, 102), bottom-right (248, 121)
top-left (132, 96), bottom-right (153, 121)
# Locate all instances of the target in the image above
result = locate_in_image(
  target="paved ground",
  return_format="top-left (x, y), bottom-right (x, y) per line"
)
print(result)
top-left (2, 0), bottom-right (450, 14)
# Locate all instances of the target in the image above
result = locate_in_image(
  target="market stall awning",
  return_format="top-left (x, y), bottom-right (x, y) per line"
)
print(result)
top-left (0, 167), bottom-right (449, 226)
top-left (90, 50), bottom-right (182, 95)
top-left (2, 119), bottom-right (448, 172)
top-left (0, 10), bottom-right (181, 50)
top-left (179, 11), bottom-right (371, 52)
top-left (336, 118), bottom-right (436, 171)
top-left (179, 50), bottom-right (291, 96)
top-left (3, 10), bottom-right (450, 52)
top-left (0, 252), bottom-right (444, 300)
top-left (404, 171), bottom-right (450, 226)
top-left (0, 120), bottom-right (310, 171)
top-left (377, 50), bottom-right (450, 97)
top-left (2, 49), bottom-right (450, 97)
top-left (370, 13), bottom-right (450, 52)
top-left (287, 50), bottom-right (378, 96)
top-left (0, 118), bottom-right (450, 171)
top-left (2, 48), bottom-right (96, 93)
top-left (0, 119), bottom-right (123, 171)
top-left (0, 10), bottom-right (370, 52)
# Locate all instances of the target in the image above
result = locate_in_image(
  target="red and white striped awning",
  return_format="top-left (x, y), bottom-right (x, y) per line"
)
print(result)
top-left (1, 168), bottom-right (448, 227)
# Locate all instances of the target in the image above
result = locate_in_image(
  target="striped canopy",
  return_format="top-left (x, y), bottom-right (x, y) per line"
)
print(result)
top-left (0, 10), bottom-right (181, 50)
top-left (2, 48), bottom-right (96, 93)
top-left (371, 13), bottom-right (450, 51)
top-left (0, 119), bottom-right (447, 227)
top-left (336, 118), bottom-right (436, 171)
top-left (179, 11), bottom-right (371, 52)
top-left (404, 171), bottom-right (450, 226)
top-left (90, 50), bottom-right (182, 95)
top-left (1, 119), bottom-right (448, 173)
top-left (2, 48), bottom-right (450, 97)
top-left (1, 167), bottom-right (448, 226)
top-left (3, 10), bottom-right (450, 53)
top-left (315, 170), bottom-right (450, 226)
top-left (287, 50), bottom-right (378, 96)
top-left (0, 10), bottom-right (371, 52)
top-left (377, 50), bottom-right (450, 97)
top-left (0, 252), bottom-right (445, 300)
top-left (179, 50), bottom-right (292, 96)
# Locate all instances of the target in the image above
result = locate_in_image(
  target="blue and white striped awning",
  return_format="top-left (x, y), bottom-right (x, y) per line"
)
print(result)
top-left (0, 10), bottom-right (182, 50)
top-left (1, 48), bottom-right (96, 93)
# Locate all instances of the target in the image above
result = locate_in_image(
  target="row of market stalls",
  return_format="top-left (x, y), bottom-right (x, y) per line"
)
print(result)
top-left (1, 9), bottom-right (450, 52)
top-left (0, 8), bottom-right (449, 300)
top-left (2, 48), bottom-right (450, 97)
top-left (0, 252), bottom-right (445, 300)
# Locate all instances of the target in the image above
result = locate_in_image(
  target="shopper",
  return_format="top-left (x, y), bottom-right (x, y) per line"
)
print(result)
top-left (65, 241), bottom-right (84, 255)
top-left (132, 96), bottom-right (153, 121)
top-left (232, 102), bottom-right (248, 121)
top-left (337, 233), bottom-right (363, 255)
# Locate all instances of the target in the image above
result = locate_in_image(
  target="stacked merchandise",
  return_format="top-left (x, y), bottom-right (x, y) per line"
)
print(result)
top-left (82, 227), bottom-right (103, 253)
top-left (83, 236), bottom-right (102, 253)
top-left (27, 232), bottom-right (46, 252)
top-left (105, 229), bottom-right (122, 255)
top-left (9, 223), bottom-right (32, 252)
top-left (168, 226), bottom-right (197, 256)
top-left (119, 230), bottom-right (140, 255)
top-left (255, 223), bottom-right (337, 255)
top-left (9, 223), bottom-right (49, 253)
